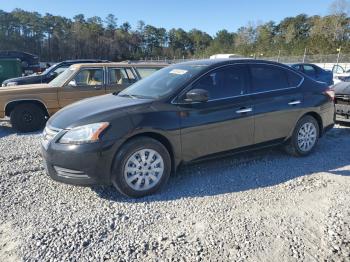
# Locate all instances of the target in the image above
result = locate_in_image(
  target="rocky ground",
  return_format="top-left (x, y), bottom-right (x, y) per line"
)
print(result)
top-left (0, 121), bottom-right (349, 262)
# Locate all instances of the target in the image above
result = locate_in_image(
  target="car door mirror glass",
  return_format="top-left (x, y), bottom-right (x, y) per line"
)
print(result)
top-left (185, 89), bottom-right (209, 103)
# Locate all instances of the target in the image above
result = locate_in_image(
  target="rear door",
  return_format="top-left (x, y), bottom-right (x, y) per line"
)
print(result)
top-left (178, 64), bottom-right (254, 161)
top-left (58, 67), bottom-right (105, 108)
top-left (249, 63), bottom-right (304, 144)
top-left (105, 67), bottom-right (137, 94)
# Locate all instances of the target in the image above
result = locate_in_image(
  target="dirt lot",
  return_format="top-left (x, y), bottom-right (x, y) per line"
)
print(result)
top-left (0, 122), bottom-right (349, 262)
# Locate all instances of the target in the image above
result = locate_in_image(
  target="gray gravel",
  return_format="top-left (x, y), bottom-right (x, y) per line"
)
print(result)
top-left (0, 122), bottom-right (349, 262)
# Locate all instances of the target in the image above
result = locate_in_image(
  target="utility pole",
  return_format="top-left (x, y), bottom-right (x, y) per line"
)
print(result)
top-left (277, 50), bottom-right (281, 62)
top-left (336, 46), bottom-right (342, 66)
top-left (302, 48), bottom-right (307, 63)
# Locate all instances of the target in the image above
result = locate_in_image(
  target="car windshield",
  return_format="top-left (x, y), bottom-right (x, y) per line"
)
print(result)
top-left (119, 64), bottom-right (208, 99)
top-left (41, 63), bottom-right (58, 75)
top-left (48, 67), bottom-right (76, 87)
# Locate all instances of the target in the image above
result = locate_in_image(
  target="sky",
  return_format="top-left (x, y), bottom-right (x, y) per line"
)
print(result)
top-left (0, 0), bottom-right (337, 36)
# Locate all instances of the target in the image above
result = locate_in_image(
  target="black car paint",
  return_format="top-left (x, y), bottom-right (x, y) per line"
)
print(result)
top-left (2, 59), bottom-right (109, 86)
top-left (41, 59), bottom-right (335, 186)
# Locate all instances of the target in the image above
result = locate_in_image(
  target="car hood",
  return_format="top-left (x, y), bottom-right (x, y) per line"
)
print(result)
top-left (333, 82), bottom-right (350, 95)
top-left (48, 94), bottom-right (153, 129)
top-left (2, 74), bottom-right (43, 84)
top-left (0, 83), bottom-right (50, 94)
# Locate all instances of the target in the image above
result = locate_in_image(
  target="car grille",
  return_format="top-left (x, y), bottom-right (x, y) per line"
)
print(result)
top-left (335, 95), bottom-right (350, 105)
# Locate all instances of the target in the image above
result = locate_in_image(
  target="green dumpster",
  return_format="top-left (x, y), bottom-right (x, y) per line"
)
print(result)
top-left (0, 59), bottom-right (22, 85)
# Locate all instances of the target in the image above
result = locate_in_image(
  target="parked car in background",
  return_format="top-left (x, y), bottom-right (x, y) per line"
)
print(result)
top-left (2, 59), bottom-right (110, 87)
top-left (0, 59), bottom-right (22, 84)
top-left (333, 81), bottom-right (350, 122)
top-left (40, 59), bottom-right (335, 197)
top-left (332, 64), bottom-right (350, 84)
top-left (0, 62), bottom-right (167, 132)
top-left (289, 63), bottom-right (334, 85)
top-left (0, 50), bottom-right (40, 75)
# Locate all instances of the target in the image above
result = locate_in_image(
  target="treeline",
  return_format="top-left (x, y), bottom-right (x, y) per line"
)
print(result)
top-left (0, 2), bottom-right (349, 62)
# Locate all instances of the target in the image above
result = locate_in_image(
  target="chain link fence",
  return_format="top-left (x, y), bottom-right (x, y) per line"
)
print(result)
top-left (138, 53), bottom-right (349, 63)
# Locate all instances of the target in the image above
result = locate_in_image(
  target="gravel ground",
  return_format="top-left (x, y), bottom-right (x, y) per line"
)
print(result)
top-left (0, 121), bottom-right (349, 262)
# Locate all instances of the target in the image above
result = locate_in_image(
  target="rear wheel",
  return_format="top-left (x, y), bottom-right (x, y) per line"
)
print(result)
top-left (111, 137), bottom-right (171, 197)
top-left (10, 103), bottom-right (47, 132)
top-left (285, 115), bottom-right (320, 156)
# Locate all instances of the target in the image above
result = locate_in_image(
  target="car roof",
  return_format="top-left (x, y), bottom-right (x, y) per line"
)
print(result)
top-left (69, 62), bottom-right (168, 69)
top-left (174, 58), bottom-right (291, 69)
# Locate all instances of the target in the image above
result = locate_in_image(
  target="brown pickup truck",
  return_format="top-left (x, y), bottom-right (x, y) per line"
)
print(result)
top-left (0, 62), bottom-right (166, 132)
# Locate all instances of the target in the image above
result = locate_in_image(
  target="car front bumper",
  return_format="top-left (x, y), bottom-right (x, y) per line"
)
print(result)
top-left (335, 103), bottom-right (350, 117)
top-left (41, 137), bottom-right (123, 186)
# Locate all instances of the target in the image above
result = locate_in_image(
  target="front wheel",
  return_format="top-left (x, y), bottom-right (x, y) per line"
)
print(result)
top-left (111, 137), bottom-right (171, 197)
top-left (285, 115), bottom-right (320, 157)
top-left (10, 103), bottom-right (47, 132)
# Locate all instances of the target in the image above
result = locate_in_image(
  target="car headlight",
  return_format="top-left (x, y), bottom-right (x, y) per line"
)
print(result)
top-left (5, 82), bottom-right (18, 86)
top-left (59, 122), bottom-right (109, 144)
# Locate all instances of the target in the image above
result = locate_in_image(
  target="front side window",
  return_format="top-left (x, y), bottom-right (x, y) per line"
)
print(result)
top-left (250, 64), bottom-right (289, 92)
top-left (191, 65), bottom-right (248, 100)
top-left (73, 68), bottom-right (103, 86)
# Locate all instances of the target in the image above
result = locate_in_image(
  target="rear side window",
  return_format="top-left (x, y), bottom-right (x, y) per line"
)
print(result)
top-left (250, 64), bottom-right (291, 92)
top-left (192, 65), bottom-right (248, 100)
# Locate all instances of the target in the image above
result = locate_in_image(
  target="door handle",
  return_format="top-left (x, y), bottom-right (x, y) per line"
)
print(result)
top-left (236, 108), bottom-right (253, 114)
top-left (288, 100), bottom-right (301, 105)
top-left (94, 86), bottom-right (102, 90)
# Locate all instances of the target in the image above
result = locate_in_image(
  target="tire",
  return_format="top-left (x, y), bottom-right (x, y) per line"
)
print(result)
top-left (284, 115), bottom-right (320, 157)
top-left (10, 103), bottom-right (47, 132)
top-left (111, 137), bottom-right (171, 198)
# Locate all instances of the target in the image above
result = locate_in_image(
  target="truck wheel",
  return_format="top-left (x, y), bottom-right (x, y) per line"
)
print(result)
top-left (111, 137), bottom-right (171, 198)
top-left (284, 115), bottom-right (319, 157)
top-left (10, 103), bottom-right (47, 132)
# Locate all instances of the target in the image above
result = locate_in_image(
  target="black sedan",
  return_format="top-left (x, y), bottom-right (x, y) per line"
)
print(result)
top-left (41, 59), bottom-right (335, 197)
top-left (2, 59), bottom-right (109, 87)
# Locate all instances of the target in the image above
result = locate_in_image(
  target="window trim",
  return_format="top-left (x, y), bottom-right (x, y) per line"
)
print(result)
top-left (172, 62), bottom-right (304, 105)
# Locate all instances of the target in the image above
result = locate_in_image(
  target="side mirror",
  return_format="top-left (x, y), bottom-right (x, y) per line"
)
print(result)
top-left (68, 80), bottom-right (77, 87)
top-left (185, 89), bottom-right (209, 103)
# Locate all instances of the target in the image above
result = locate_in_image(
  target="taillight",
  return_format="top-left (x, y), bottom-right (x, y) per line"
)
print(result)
top-left (323, 88), bottom-right (335, 101)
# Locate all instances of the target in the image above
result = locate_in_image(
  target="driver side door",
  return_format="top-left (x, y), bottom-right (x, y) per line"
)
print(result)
top-left (58, 67), bottom-right (106, 108)
top-left (178, 64), bottom-right (254, 161)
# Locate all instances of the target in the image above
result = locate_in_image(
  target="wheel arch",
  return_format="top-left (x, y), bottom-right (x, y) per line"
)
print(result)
top-left (5, 99), bottom-right (49, 117)
top-left (118, 131), bottom-right (177, 175)
top-left (302, 111), bottom-right (323, 137)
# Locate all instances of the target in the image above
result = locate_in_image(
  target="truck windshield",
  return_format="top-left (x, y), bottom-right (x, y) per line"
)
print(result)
top-left (48, 67), bottom-right (76, 87)
top-left (119, 64), bottom-right (208, 99)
